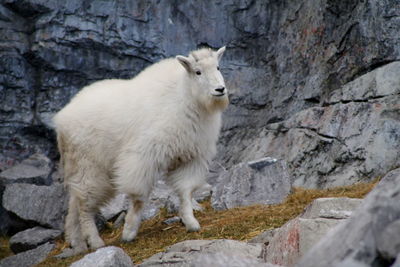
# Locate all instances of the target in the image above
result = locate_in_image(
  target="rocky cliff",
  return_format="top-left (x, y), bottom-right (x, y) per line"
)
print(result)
top-left (1, 0), bottom-right (399, 187)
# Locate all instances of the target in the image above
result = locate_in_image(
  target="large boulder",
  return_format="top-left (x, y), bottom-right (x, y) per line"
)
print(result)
top-left (259, 197), bottom-right (362, 266)
top-left (212, 157), bottom-right (291, 210)
top-left (2, 183), bottom-right (67, 230)
top-left (139, 239), bottom-right (264, 267)
top-left (297, 168), bottom-right (400, 266)
top-left (70, 246), bottom-right (133, 267)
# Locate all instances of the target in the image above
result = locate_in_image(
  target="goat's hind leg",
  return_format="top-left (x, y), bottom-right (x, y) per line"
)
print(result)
top-left (65, 194), bottom-right (88, 254)
top-left (76, 166), bottom-right (113, 250)
top-left (78, 201), bottom-right (105, 250)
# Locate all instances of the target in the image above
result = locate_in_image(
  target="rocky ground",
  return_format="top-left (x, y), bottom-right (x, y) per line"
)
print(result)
top-left (1, 0), bottom-right (400, 266)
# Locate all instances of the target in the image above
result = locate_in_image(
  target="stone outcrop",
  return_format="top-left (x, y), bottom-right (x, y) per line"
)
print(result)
top-left (257, 197), bottom-right (363, 266)
top-left (297, 168), bottom-right (400, 267)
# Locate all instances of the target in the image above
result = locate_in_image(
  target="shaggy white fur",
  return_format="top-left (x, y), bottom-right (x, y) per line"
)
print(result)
top-left (54, 46), bottom-right (228, 254)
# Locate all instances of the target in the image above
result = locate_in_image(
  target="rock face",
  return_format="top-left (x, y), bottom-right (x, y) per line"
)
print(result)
top-left (139, 239), bottom-right (264, 267)
top-left (211, 157), bottom-right (291, 210)
top-left (0, 0), bottom-right (399, 263)
top-left (297, 168), bottom-right (400, 267)
top-left (234, 61), bottom-right (400, 188)
top-left (1, 0), bottom-right (399, 190)
top-left (70, 246), bottom-right (134, 267)
top-left (260, 197), bottom-right (362, 266)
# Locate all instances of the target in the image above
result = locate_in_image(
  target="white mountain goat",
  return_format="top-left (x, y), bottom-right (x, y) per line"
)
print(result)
top-left (54, 47), bottom-right (228, 254)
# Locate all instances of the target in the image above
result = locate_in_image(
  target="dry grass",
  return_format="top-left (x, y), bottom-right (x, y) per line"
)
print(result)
top-left (0, 236), bottom-right (13, 260)
top-left (1, 181), bottom-right (377, 266)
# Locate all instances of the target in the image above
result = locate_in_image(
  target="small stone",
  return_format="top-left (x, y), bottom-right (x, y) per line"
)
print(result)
top-left (162, 216), bottom-right (181, 225)
top-left (248, 157), bottom-right (277, 170)
top-left (113, 212), bottom-right (126, 229)
top-left (10, 226), bottom-right (62, 253)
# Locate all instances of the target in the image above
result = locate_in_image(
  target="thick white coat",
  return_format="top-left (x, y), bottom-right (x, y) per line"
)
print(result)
top-left (54, 47), bottom-right (228, 254)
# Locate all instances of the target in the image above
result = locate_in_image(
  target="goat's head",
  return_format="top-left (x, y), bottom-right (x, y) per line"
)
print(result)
top-left (176, 46), bottom-right (229, 112)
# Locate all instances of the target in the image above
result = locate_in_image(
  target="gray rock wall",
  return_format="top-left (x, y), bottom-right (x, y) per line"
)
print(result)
top-left (1, 0), bottom-right (399, 188)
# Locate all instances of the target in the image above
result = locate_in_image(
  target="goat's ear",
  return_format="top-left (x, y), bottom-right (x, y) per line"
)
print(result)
top-left (176, 55), bottom-right (193, 73)
top-left (216, 46), bottom-right (226, 61)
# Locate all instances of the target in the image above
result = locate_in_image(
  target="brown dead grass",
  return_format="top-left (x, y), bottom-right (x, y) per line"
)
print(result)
top-left (2, 181), bottom-right (377, 266)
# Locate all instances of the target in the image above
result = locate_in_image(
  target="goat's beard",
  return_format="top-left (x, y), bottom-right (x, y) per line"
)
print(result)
top-left (206, 95), bottom-right (229, 113)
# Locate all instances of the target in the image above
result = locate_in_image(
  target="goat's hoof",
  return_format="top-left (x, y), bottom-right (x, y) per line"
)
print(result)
top-left (184, 219), bottom-right (201, 232)
top-left (89, 238), bottom-right (105, 250)
top-left (122, 230), bottom-right (137, 242)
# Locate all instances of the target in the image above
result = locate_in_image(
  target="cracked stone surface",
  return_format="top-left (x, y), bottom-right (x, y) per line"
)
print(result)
top-left (211, 158), bottom-right (291, 210)
top-left (234, 62), bottom-right (400, 188)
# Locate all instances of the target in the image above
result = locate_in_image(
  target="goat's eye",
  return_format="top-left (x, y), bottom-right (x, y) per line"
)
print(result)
top-left (196, 70), bottom-right (201, 75)
top-left (217, 66), bottom-right (220, 70)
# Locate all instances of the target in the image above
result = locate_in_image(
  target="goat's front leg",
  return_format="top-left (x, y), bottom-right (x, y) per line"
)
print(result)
top-left (168, 159), bottom-right (207, 232)
top-left (122, 198), bottom-right (144, 242)
top-left (178, 189), bottom-right (200, 231)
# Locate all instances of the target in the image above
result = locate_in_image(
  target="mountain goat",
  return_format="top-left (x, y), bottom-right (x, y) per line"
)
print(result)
top-left (54, 47), bottom-right (228, 254)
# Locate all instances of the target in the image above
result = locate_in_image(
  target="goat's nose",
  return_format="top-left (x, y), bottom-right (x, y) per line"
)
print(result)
top-left (215, 87), bottom-right (225, 93)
